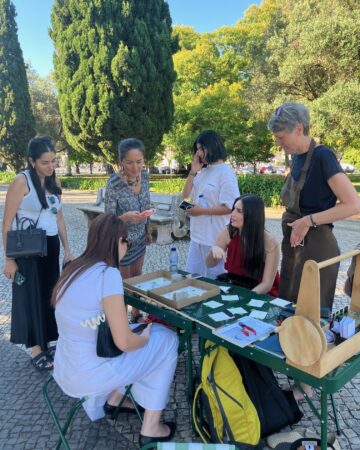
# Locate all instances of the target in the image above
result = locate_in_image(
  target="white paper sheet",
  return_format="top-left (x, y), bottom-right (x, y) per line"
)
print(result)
top-left (227, 306), bottom-right (247, 315)
top-left (248, 299), bottom-right (265, 308)
top-left (269, 298), bottom-right (291, 308)
top-left (208, 311), bottom-right (233, 322)
top-left (203, 300), bottom-right (223, 309)
top-left (221, 295), bottom-right (239, 301)
top-left (249, 310), bottom-right (267, 319)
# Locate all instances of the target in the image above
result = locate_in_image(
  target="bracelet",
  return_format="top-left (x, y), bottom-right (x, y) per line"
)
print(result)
top-left (189, 171), bottom-right (197, 177)
top-left (309, 214), bottom-right (317, 228)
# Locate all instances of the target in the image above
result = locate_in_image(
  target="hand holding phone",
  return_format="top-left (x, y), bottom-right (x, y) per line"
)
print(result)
top-left (179, 200), bottom-right (194, 211)
top-left (13, 271), bottom-right (26, 286)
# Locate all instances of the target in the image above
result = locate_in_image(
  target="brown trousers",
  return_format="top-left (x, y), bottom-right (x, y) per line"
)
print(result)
top-left (279, 211), bottom-right (340, 309)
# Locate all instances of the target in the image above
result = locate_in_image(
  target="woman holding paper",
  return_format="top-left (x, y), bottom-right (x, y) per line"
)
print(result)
top-left (206, 194), bottom-right (280, 296)
top-left (105, 138), bottom-right (153, 322)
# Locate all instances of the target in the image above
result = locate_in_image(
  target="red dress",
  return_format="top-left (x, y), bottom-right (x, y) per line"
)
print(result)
top-left (224, 234), bottom-right (280, 297)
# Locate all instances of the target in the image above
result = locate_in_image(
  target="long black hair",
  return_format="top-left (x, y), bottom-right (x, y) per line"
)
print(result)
top-left (52, 213), bottom-right (128, 305)
top-left (228, 194), bottom-right (265, 279)
top-left (27, 136), bottom-right (61, 209)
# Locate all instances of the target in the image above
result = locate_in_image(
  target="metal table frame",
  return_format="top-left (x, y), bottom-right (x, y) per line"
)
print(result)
top-left (125, 284), bottom-right (360, 450)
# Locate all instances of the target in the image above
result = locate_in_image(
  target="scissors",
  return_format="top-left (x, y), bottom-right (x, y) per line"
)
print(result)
top-left (238, 322), bottom-right (256, 337)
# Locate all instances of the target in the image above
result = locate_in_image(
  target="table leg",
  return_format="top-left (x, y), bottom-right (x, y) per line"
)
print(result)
top-left (186, 332), bottom-right (193, 399)
top-left (330, 394), bottom-right (341, 436)
top-left (320, 389), bottom-right (328, 450)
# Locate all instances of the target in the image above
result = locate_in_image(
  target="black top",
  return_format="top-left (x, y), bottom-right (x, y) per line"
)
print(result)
top-left (291, 145), bottom-right (343, 215)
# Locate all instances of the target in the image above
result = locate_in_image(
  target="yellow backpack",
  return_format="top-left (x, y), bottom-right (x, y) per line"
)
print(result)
top-left (193, 341), bottom-right (260, 446)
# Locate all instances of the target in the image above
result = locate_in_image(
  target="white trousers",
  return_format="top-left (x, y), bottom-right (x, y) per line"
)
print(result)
top-left (185, 240), bottom-right (225, 279)
top-left (77, 325), bottom-right (178, 420)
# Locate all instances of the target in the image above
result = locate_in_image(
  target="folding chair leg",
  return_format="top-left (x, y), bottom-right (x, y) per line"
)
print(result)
top-left (43, 375), bottom-right (87, 450)
top-left (113, 384), bottom-right (143, 423)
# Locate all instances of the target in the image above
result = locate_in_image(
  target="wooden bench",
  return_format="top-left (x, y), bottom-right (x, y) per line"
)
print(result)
top-left (78, 189), bottom-right (189, 244)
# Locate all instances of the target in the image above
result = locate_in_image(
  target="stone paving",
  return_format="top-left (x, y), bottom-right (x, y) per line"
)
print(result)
top-left (0, 188), bottom-right (360, 449)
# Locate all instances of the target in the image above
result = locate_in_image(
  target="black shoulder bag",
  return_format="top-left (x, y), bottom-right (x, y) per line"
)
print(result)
top-left (6, 211), bottom-right (47, 258)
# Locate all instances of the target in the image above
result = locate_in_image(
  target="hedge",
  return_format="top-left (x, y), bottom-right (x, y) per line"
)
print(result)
top-left (237, 175), bottom-right (285, 207)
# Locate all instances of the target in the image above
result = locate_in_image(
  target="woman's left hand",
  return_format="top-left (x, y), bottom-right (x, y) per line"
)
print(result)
top-left (185, 204), bottom-right (204, 217)
top-left (287, 217), bottom-right (310, 247)
top-left (63, 251), bottom-right (75, 264)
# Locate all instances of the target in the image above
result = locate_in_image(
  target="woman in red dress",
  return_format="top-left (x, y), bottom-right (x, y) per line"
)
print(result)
top-left (206, 194), bottom-right (280, 296)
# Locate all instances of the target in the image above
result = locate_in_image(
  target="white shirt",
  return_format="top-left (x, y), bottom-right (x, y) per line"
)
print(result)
top-left (14, 170), bottom-right (61, 236)
top-left (190, 163), bottom-right (240, 246)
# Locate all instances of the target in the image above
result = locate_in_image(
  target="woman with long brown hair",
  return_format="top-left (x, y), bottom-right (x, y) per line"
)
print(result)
top-left (52, 213), bottom-right (177, 446)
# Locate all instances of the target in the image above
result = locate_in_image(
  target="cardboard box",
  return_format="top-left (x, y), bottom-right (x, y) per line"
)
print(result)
top-left (123, 270), bottom-right (174, 295)
top-left (149, 278), bottom-right (220, 309)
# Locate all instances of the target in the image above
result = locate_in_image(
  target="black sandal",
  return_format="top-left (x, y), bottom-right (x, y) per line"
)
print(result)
top-left (47, 345), bottom-right (56, 361)
top-left (31, 352), bottom-right (53, 372)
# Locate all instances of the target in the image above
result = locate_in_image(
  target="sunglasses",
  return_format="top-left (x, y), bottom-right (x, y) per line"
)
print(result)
top-left (275, 106), bottom-right (283, 116)
top-left (120, 237), bottom-right (132, 250)
top-left (48, 195), bottom-right (58, 214)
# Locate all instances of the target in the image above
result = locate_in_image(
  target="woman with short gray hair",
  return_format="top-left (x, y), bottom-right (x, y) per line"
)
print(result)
top-left (268, 102), bottom-right (360, 311)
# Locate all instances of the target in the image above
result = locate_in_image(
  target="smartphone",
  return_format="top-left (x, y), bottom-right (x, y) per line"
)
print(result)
top-left (13, 271), bottom-right (26, 286)
top-left (132, 323), bottom-right (148, 334)
top-left (179, 200), bottom-right (194, 211)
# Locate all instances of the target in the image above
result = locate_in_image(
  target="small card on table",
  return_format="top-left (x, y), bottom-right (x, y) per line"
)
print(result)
top-left (203, 300), bottom-right (223, 309)
top-left (269, 298), bottom-right (291, 308)
top-left (250, 310), bottom-right (267, 320)
top-left (248, 299), bottom-right (265, 308)
top-left (221, 295), bottom-right (239, 301)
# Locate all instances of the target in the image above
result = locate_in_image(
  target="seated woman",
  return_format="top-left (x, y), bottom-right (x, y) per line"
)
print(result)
top-left (206, 194), bottom-right (280, 296)
top-left (52, 213), bottom-right (178, 447)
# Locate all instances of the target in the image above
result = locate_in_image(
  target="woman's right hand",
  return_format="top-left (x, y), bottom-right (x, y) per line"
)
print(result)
top-left (121, 211), bottom-right (144, 224)
top-left (191, 150), bottom-right (204, 173)
top-left (211, 245), bottom-right (226, 261)
top-left (3, 259), bottom-right (18, 281)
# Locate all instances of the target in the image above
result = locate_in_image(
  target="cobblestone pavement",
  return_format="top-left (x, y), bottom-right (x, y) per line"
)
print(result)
top-left (0, 188), bottom-right (359, 449)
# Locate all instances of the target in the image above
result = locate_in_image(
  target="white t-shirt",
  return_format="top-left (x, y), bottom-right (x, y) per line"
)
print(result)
top-left (190, 163), bottom-right (240, 246)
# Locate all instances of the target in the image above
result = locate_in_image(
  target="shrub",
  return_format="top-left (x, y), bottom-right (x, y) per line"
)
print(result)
top-left (237, 175), bottom-right (285, 207)
top-left (0, 171), bottom-right (15, 183)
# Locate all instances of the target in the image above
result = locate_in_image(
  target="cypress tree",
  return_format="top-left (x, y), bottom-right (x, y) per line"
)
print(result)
top-left (50, 0), bottom-right (176, 164)
top-left (0, 0), bottom-right (35, 171)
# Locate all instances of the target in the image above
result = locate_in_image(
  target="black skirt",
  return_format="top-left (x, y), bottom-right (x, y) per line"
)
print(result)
top-left (11, 235), bottom-right (60, 351)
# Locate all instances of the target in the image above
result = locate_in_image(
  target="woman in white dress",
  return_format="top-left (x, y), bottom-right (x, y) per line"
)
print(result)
top-left (52, 213), bottom-right (178, 447)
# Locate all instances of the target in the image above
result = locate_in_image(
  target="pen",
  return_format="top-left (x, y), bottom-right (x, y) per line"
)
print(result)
top-left (238, 322), bottom-right (257, 335)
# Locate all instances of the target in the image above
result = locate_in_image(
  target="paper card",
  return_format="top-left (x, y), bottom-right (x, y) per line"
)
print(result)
top-left (203, 300), bottom-right (223, 309)
top-left (208, 312), bottom-right (233, 322)
top-left (250, 310), bottom-right (267, 320)
top-left (219, 286), bottom-right (231, 293)
top-left (221, 295), bottom-right (239, 301)
top-left (270, 298), bottom-right (291, 308)
top-left (248, 299), bottom-right (265, 308)
top-left (228, 306), bottom-right (247, 315)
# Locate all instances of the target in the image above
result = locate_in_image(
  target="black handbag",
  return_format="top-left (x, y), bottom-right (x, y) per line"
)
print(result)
top-left (6, 212), bottom-right (47, 258)
top-left (96, 268), bottom-right (123, 358)
top-left (96, 269), bottom-right (148, 358)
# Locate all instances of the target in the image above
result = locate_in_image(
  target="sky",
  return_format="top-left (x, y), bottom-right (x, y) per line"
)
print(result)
top-left (12, 0), bottom-right (261, 77)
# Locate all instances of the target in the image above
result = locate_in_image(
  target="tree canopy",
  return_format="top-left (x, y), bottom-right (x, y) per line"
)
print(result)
top-left (50, 0), bottom-right (176, 166)
top-left (0, 0), bottom-right (35, 171)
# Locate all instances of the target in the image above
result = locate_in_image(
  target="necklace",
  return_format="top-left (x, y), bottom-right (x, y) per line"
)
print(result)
top-left (126, 176), bottom-right (140, 187)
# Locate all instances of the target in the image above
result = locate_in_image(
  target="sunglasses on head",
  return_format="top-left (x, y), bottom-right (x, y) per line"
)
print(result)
top-left (47, 195), bottom-right (58, 214)
top-left (275, 106), bottom-right (283, 116)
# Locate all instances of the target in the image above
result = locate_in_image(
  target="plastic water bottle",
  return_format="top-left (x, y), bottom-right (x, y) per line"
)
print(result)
top-left (198, 194), bottom-right (208, 207)
top-left (169, 246), bottom-right (179, 274)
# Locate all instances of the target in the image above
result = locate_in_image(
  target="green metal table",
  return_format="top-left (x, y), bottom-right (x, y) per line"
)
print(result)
top-left (126, 278), bottom-right (360, 450)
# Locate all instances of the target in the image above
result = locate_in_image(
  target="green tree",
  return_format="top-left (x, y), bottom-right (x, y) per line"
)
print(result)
top-left (164, 27), bottom-right (274, 167)
top-left (26, 65), bottom-right (62, 143)
top-left (50, 0), bottom-right (176, 166)
top-left (0, 0), bottom-right (35, 171)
